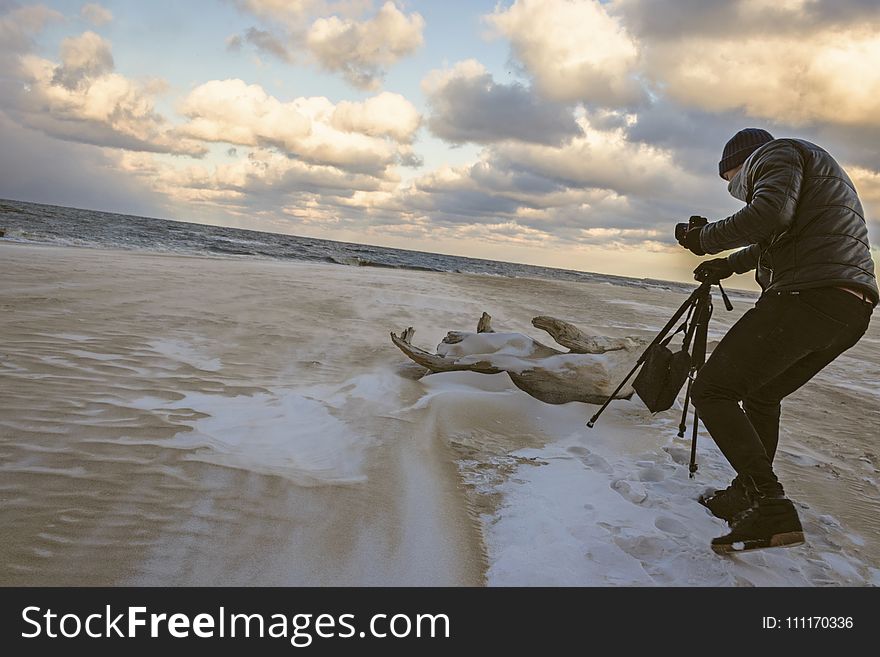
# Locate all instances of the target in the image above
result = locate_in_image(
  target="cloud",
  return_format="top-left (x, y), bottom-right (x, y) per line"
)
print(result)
top-left (51, 30), bottom-right (113, 88)
top-left (6, 31), bottom-right (205, 156)
top-left (489, 115), bottom-right (694, 199)
top-left (422, 59), bottom-right (582, 146)
top-left (306, 1), bottom-right (424, 89)
top-left (108, 116), bottom-right (684, 250)
top-left (487, 0), bottom-right (644, 107)
top-left (231, 149), bottom-right (396, 195)
top-left (347, 161), bottom-right (653, 251)
top-left (80, 3), bottom-right (112, 27)
top-left (233, 0), bottom-right (373, 27)
top-left (0, 108), bottom-right (167, 216)
top-left (0, 4), bottom-right (62, 56)
top-left (848, 165), bottom-right (880, 230)
top-left (225, 33), bottom-right (243, 51)
top-left (643, 30), bottom-right (880, 129)
top-left (607, 0), bottom-right (880, 130)
top-left (485, 1), bottom-right (880, 129)
top-left (229, 1), bottom-right (423, 89)
top-left (330, 91), bottom-right (421, 142)
top-left (232, 0), bottom-right (321, 27)
top-left (226, 26), bottom-right (293, 61)
top-left (616, 0), bottom-right (880, 40)
top-left (137, 79), bottom-right (710, 253)
top-left (243, 26), bottom-right (292, 61)
top-left (111, 146), bottom-right (400, 222)
top-left (177, 78), bottom-right (421, 175)
top-left (380, 115), bottom-right (700, 246)
top-left (177, 79), bottom-right (313, 146)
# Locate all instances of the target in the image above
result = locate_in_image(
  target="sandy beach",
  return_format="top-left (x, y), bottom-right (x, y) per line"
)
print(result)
top-left (1, 242), bottom-right (878, 586)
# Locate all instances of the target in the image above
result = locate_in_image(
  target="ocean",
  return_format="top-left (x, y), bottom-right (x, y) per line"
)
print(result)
top-left (0, 197), bottom-right (697, 294)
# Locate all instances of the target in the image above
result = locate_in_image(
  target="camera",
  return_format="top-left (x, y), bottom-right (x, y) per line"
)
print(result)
top-left (676, 215), bottom-right (708, 242)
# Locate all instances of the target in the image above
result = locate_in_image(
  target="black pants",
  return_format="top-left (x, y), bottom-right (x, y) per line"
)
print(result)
top-left (690, 286), bottom-right (873, 494)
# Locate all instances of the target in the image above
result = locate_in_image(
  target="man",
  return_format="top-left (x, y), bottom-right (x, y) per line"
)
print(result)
top-left (676, 128), bottom-right (877, 554)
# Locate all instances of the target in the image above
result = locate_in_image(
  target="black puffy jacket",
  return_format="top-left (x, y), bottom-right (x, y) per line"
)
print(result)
top-left (700, 138), bottom-right (878, 305)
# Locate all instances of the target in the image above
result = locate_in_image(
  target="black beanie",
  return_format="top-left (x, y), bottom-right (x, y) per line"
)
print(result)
top-left (718, 128), bottom-right (774, 178)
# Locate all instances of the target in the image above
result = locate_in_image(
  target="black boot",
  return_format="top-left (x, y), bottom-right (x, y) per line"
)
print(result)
top-left (698, 476), bottom-right (753, 523)
top-left (711, 495), bottom-right (804, 554)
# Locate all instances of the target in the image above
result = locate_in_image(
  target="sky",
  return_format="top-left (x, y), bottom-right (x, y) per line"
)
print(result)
top-left (2, 0), bottom-right (880, 285)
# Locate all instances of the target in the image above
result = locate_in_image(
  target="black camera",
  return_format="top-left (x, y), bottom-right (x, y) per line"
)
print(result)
top-left (676, 215), bottom-right (708, 242)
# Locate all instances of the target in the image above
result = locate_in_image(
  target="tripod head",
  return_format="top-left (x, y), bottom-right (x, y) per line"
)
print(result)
top-left (693, 273), bottom-right (733, 311)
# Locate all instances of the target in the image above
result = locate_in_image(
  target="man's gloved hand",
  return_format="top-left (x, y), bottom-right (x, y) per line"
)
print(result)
top-left (693, 258), bottom-right (734, 282)
top-left (675, 216), bottom-right (708, 256)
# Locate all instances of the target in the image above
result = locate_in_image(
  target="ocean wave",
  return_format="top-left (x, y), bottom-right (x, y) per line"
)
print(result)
top-left (0, 228), bottom-right (45, 242)
top-left (325, 254), bottom-right (440, 273)
top-left (206, 244), bottom-right (257, 256)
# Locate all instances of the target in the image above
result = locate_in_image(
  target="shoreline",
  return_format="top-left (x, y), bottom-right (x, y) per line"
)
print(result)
top-left (0, 231), bottom-right (761, 298)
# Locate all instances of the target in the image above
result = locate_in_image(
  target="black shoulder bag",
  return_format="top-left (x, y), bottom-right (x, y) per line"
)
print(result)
top-left (632, 315), bottom-right (693, 413)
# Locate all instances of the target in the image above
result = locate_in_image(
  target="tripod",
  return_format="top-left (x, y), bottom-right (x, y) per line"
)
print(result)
top-left (587, 277), bottom-right (733, 477)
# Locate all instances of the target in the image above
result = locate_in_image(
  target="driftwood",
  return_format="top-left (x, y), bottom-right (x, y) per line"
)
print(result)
top-left (391, 312), bottom-right (647, 405)
top-left (531, 316), bottom-right (639, 354)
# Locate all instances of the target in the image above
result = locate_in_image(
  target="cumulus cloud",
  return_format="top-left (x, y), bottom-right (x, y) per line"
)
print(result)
top-left (110, 145), bottom-right (401, 227)
top-left (233, 0), bottom-right (375, 28)
top-left (80, 3), bottom-right (112, 27)
top-left (177, 79), bottom-right (421, 175)
top-left (643, 30), bottom-right (880, 129)
top-left (226, 26), bottom-right (293, 61)
top-left (616, 0), bottom-right (880, 40)
top-left (7, 31), bottom-right (205, 156)
top-left (130, 148), bottom-right (387, 195)
top-left (0, 4), bottom-right (62, 56)
top-left (242, 26), bottom-right (293, 61)
top-left (177, 79), bottom-right (311, 146)
top-left (232, 0), bottom-right (321, 27)
top-left (306, 2), bottom-right (424, 89)
top-left (381, 114), bottom-right (700, 247)
top-left (330, 91), bottom-right (421, 142)
top-left (487, 0), bottom-right (644, 107)
top-left (472, 0), bottom-right (880, 243)
top-left (485, 1), bottom-right (880, 129)
top-left (51, 30), bottom-right (113, 88)
top-left (490, 115), bottom-right (693, 199)
top-left (230, 1), bottom-right (421, 89)
top-left (422, 60), bottom-right (583, 146)
top-left (603, 0), bottom-right (880, 130)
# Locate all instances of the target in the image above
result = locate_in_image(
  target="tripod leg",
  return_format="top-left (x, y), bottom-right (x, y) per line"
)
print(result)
top-left (689, 408), bottom-right (699, 477)
top-left (678, 377), bottom-right (692, 438)
top-left (587, 361), bottom-right (640, 427)
top-left (687, 293), bottom-right (713, 477)
top-left (587, 281), bottom-right (711, 429)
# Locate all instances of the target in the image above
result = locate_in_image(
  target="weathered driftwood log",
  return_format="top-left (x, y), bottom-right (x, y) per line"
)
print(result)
top-left (390, 328), bottom-right (505, 375)
top-left (531, 316), bottom-right (639, 354)
top-left (476, 311), bottom-right (494, 333)
top-left (391, 313), bottom-right (646, 405)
